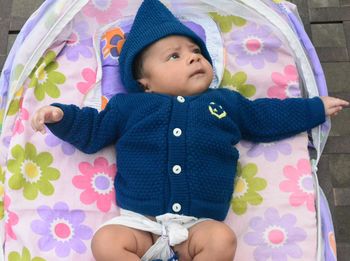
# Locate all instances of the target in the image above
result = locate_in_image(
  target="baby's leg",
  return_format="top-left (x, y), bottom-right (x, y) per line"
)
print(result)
top-left (173, 220), bottom-right (236, 261)
top-left (91, 224), bottom-right (153, 261)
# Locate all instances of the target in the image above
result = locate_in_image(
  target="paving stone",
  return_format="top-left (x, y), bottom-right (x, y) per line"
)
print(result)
top-left (333, 188), bottom-right (350, 206)
top-left (337, 243), bottom-right (350, 261)
top-left (318, 154), bottom-right (336, 215)
top-left (310, 7), bottom-right (350, 22)
top-left (316, 47), bottom-right (349, 62)
top-left (323, 136), bottom-right (350, 153)
top-left (0, 19), bottom-right (10, 56)
top-left (10, 16), bottom-right (28, 32)
top-left (324, 154), bottom-right (350, 187)
top-left (322, 62), bottom-right (350, 93)
top-left (0, 0), bottom-right (13, 20)
top-left (334, 207), bottom-right (350, 242)
top-left (0, 54), bottom-right (6, 72)
top-left (311, 24), bottom-right (347, 47)
top-left (11, 0), bottom-right (44, 20)
top-left (309, 0), bottom-right (340, 7)
top-left (329, 108), bottom-right (350, 136)
top-left (341, 0), bottom-right (350, 6)
top-left (344, 22), bottom-right (350, 59)
top-left (7, 34), bottom-right (17, 54)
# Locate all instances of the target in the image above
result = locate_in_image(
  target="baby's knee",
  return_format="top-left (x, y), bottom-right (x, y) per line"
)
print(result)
top-left (205, 221), bottom-right (237, 256)
top-left (91, 225), bottom-right (126, 260)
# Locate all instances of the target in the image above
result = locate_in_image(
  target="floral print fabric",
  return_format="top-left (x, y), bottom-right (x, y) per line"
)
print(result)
top-left (0, 0), bottom-right (320, 260)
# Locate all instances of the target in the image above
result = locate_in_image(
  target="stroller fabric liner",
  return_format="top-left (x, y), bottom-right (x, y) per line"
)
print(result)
top-left (0, 0), bottom-right (336, 260)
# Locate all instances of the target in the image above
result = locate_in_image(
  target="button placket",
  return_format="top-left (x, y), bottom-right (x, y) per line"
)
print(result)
top-left (172, 165), bottom-right (182, 175)
top-left (172, 203), bottom-right (182, 212)
top-left (173, 128), bottom-right (182, 137)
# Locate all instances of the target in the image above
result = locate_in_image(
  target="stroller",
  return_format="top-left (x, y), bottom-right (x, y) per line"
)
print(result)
top-left (0, 0), bottom-right (336, 260)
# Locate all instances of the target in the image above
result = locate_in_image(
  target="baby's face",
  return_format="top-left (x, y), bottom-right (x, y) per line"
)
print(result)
top-left (138, 36), bottom-right (213, 96)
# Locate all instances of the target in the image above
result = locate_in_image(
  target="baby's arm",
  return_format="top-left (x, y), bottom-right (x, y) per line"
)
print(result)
top-left (320, 96), bottom-right (349, 116)
top-left (31, 105), bottom-right (64, 134)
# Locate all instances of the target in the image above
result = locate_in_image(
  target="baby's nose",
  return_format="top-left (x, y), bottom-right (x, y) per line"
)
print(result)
top-left (189, 53), bottom-right (200, 64)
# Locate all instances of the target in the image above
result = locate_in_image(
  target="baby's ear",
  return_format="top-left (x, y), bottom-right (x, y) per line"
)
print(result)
top-left (137, 78), bottom-right (150, 92)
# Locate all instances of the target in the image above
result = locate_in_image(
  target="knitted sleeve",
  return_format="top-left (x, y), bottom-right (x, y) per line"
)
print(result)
top-left (46, 96), bottom-right (124, 154)
top-left (233, 93), bottom-right (326, 143)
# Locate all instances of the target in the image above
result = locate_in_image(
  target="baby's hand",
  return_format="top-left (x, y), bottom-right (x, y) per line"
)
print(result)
top-left (320, 96), bottom-right (349, 117)
top-left (31, 105), bottom-right (63, 134)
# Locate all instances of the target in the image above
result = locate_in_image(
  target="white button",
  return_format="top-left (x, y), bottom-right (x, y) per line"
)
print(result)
top-left (172, 165), bottom-right (182, 174)
top-left (177, 96), bottom-right (185, 103)
top-left (172, 203), bottom-right (182, 212)
top-left (173, 128), bottom-right (182, 137)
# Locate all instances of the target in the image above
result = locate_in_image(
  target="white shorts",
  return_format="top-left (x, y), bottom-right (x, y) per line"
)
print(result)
top-left (95, 209), bottom-right (209, 261)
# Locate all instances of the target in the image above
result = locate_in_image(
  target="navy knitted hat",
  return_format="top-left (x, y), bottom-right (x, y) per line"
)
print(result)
top-left (119, 0), bottom-right (213, 93)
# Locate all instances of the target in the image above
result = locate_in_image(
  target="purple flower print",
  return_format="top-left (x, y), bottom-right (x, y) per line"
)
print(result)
top-left (45, 129), bottom-right (75, 155)
top-left (228, 23), bottom-right (282, 69)
top-left (244, 208), bottom-right (306, 261)
top-left (31, 202), bottom-right (93, 257)
top-left (63, 21), bottom-right (92, 62)
top-left (241, 140), bottom-right (292, 162)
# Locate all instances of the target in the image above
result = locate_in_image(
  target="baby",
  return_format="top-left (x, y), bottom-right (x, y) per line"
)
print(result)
top-left (31, 0), bottom-right (349, 260)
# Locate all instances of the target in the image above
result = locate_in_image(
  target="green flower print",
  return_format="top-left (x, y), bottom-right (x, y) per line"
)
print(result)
top-left (0, 166), bottom-right (5, 220)
top-left (7, 143), bottom-right (60, 200)
top-left (231, 163), bottom-right (267, 215)
top-left (29, 51), bottom-right (65, 101)
top-left (221, 69), bottom-right (256, 98)
top-left (209, 12), bottom-right (246, 33)
top-left (8, 247), bottom-right (45, 261)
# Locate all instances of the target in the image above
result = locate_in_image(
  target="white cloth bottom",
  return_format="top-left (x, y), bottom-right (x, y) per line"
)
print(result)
top-left (95, 209), bottom-right (209, 261)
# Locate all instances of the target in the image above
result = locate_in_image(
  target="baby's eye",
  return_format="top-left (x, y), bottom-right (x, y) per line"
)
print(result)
top-left (193, 48), bottom-right (201, 54)
top-left (169, 53), bottom-right (180, 60)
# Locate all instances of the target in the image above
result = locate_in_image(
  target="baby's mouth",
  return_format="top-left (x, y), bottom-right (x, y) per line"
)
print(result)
top-left (190, 69), bottom-right (206, 78)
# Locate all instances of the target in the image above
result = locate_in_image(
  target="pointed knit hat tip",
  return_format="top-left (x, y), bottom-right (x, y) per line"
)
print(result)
top-left (119, 0), bottom-right (212, 93)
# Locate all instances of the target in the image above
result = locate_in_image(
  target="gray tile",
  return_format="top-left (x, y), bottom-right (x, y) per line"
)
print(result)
top-left (311, 24), bottom-right (347, 47)
top-left (323, 136), bottom-right (350, 153)
top-left (0, 19), bottom-right (10, 55)
top-left (310, 7), bottom-right (350, 22)
top-left (344, 22), bottom-right (350, 60)
top-left (0, 0), bottom-right (13, 20)
top-left (0, 54), bottom-right (6, 72)
top-left (329, 108), bottom-right (350, 136)
top-left (322, 62), bottom-right (350, 93)
top-left (338, 243), bottom-right (350, 261)
top-left (341, 0), bottom-right (350, 6)
top-left (11, 0), bottom-right (44, 19)
top-left (309, 0), bottom-right (340, 8)
top-left (7, 34), bottom-right (17, 54)
top-left (316, 47), bottom-right (349, 62)
top-left (334, 188), bottom-right (350, 206)
top-left (327, 154), bottom-right (350, 187)
top-left (334, 207), bottom-right (350, 242)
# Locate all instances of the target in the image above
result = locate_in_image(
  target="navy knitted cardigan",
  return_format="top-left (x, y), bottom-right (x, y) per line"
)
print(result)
top-left (47, 88), bottom-right (325, 220)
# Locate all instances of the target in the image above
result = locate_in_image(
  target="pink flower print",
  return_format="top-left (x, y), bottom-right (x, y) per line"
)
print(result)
top-left (241, 140), bottom-right (292, 162)
top-left (73, 157), bottom-right (116, 212)
top-left (228, 23), bottom-right (282, 69)
top-left (13, 107), bottom-right (29, 135)
top-left (280, 159), bottom-right (315, 212)
top-left (63, 21), bottom-right (93, 62)
top-left (244, 208), bottom-right (307, 261)
top-left (77, 68), bottom-right (96, 95)
top-left (31, 202), bottom-right (93, 257)
top-left (4, 195), bottom-right (19, 240)
top-left (268, 65), bottom-right (300, 99)
top-left (83, 0), bottom-right (128, 24)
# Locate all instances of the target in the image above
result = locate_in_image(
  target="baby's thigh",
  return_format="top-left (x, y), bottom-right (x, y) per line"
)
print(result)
top-left (91, 224), bottom-right (153, 259)
top-left (173, 220), bottom-right (237, 261)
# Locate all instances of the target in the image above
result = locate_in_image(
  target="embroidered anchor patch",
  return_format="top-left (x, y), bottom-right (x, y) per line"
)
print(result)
top-left (208, 102), bottom-right (227, 119)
